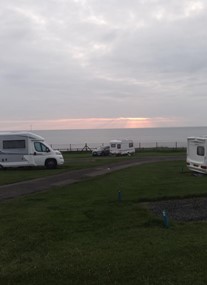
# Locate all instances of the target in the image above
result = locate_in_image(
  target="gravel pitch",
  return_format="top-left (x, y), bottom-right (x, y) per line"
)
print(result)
top-left (146, 197), bottom-right (207, 222)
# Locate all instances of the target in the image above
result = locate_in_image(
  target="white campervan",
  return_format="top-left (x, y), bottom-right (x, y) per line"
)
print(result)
top-left (187, 136), bottom-right (207, 174)
top-left (110, 139), bottom-right (135, 156)
top-left (0, 132), bottom-right (64, 169)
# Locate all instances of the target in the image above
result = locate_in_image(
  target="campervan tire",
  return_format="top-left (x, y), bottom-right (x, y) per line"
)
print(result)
top-left (45, 159), bottom-right (57, 169)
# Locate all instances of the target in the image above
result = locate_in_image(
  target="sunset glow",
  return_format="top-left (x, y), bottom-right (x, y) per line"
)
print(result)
top-left (0, 117), bottom-right (183, 131)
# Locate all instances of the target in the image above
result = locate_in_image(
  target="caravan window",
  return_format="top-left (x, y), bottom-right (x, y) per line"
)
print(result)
top-left (3, 140), bottom-right (25, 149)
top-left (34, 142), bottom-right (50, 152)
top-left (197, 146), bottom-right (205, 156)
top-left (110, 143), bottom-right (116, 148)
top-left (129, 142), bottom-right (133, 148)
top-left (117, 144), bottom-right (121, 149)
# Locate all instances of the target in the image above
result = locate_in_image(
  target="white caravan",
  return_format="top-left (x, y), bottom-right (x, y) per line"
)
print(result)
top-left (186, 136), bottom-right (207, 174)
top-left (0, 132), bottom-right (64, 169)
top-left (110, 139), bottom-right (135, 155)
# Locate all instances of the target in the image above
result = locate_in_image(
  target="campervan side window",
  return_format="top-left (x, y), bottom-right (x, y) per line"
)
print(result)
top-left (129, 142), bottom-right (133, 147)
top-left (3, 140), bottom-right (25, 149)
top-left (34, 142), bottom-right (50, 152)
top-left (110, 144), bottom-right (116, 148)
top-left (197, 146), bottom-right (205, 156)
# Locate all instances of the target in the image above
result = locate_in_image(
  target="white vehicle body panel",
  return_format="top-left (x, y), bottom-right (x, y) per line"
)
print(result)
top-left (110, 139), bottom-right (135, 155)
top-left (186, 136), bottom-right (207, 174)
top-left (0, 132), bottom-right (64, 168)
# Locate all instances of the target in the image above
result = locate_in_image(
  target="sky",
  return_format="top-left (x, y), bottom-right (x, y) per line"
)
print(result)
top-left (1, 0), bottom-right (207, 131)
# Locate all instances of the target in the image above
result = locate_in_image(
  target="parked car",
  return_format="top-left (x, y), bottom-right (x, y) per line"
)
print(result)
top-left (92, 146), bottom-right (110, 156)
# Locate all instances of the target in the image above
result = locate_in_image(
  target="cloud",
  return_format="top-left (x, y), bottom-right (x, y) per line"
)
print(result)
top-left (1, 0), bottom-right (207, 130)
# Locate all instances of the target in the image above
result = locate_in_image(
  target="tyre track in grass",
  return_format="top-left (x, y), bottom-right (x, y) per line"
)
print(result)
top-left (0, 156), bottom-right (184, 201)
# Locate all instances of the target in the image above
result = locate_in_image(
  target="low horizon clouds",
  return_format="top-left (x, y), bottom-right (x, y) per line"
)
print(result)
top-left (1, 0), bottom-right (207, 130)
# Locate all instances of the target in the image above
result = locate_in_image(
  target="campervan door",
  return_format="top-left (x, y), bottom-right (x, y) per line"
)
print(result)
top-left (187, 137), bottom-right (207, 174)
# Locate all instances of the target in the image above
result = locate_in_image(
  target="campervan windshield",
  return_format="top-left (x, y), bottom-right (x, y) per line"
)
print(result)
top-left (34, 142), bottom-right (50, 153)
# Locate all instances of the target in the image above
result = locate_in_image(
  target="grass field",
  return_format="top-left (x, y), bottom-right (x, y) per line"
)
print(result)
top-left (0, 150), bottom-right (185, 185)
top-left (1, 156), bottom-right (207, 284)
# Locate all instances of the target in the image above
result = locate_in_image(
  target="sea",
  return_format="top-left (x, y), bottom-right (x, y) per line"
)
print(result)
top-left (32, 126), bottom-right (207, 150)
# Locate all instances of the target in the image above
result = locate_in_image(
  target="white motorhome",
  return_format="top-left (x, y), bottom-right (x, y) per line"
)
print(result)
top-left (0, 132), bottom-right (64, 169)
top-left (110, 139), bottom-right (135, 156)
top-left (186, 136), bottom-right (207, 174)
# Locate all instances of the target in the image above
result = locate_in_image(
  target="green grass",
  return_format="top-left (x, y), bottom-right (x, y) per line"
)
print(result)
top-left (0, 150), bottom-right (185, 185)
top-left (0, 152), bottom-right (125, 185)
top-left (3, 159), bottom-right (207, 284)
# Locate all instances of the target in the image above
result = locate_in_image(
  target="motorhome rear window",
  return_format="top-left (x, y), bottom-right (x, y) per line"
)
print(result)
top-left (129, 142), bottom-right (134, 147)
top-left (3, 140), bottom-right (26, 149)
top-left (197, 146), bottom-right (205, 156)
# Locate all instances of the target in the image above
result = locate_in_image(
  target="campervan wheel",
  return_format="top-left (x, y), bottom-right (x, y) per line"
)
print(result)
top-left (45, 159), bottom-right (57, 169)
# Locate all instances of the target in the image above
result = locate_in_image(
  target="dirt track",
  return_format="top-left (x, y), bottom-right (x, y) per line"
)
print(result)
top-left (0, 156), bottom-right (184, 201)
top-left (2, 155), bottom-right (207, 222)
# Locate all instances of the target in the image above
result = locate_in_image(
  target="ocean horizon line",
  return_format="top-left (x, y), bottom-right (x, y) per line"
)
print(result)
top-left (1, 126), bottom-right (207, 146)
top-left (30, 125), bottom-right (207, 132)
top-left (1, 125), bottom-right (207, 133)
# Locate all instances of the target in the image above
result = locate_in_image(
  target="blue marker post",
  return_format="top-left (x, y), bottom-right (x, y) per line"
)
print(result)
top-left (118, 191), bottom-right (122, 203)
top-left (162, 210), bottom-right (169, 228)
